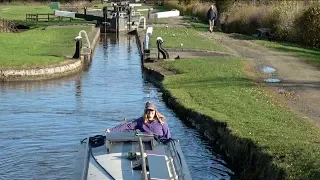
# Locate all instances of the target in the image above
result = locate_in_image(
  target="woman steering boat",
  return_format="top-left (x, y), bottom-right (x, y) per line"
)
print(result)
top-left (106, 101), bottom-right (172, 140)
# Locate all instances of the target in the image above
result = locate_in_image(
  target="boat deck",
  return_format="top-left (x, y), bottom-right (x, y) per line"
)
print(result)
top-left (79, 132), bottom-right (192, 180)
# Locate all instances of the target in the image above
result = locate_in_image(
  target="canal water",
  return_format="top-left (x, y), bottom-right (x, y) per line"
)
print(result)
top-left (0, 34), bottom-right (233, 179)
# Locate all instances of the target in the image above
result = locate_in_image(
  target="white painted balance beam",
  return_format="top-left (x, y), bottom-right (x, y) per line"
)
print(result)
top-left (137, 8), bottom-right (150, 12)
top-left (129, 3), bottom-right (142, 7)
top-left (144, 27), bottom-right (153, 51)
top-left (54, 10), bottom-right (76, 18)
top-left (151, 9), bottom-right (180, 18)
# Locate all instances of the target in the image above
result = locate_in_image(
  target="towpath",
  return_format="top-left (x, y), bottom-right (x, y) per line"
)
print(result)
top-left (205, 31), bottom-right (320, 127)
top-left (150, 17), bottom-right (320, 127)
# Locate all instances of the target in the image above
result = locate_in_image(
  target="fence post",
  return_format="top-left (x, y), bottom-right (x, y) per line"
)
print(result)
top-left (48, 13), bottom-right (50, 22)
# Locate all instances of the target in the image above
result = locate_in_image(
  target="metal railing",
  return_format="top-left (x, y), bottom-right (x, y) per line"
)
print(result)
top-left (136, 133), bottom-right (153, 180)
top-left (26, 13), bottom-right (72, 22)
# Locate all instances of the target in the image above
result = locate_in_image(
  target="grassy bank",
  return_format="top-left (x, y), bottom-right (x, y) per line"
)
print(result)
top-left (230, 34), bottom-right (320, 67)
top-left (151, 27), bottom-right (229, 52)
top-left (160, 57), bottom-right (320, 179)
top-left (0, 27), bottom-right (90, 69)
top-left (0, 5), bottom-right (53, 20)
top-left (0, 5), bottom-right (94, 28)
top-left (257, 41), bottom-right (320, 67)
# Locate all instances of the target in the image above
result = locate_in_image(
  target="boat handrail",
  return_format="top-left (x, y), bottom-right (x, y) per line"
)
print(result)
top-left (106, 132), bottom-right (154, 142)
top-left (138, 136), bottom-right (148, 180)
top-left (80, 137), bottom-right (91, 180)
top-left (135, 132), bottom-right (154, 137)
top-left (168, 141), bottom-right (184, 178)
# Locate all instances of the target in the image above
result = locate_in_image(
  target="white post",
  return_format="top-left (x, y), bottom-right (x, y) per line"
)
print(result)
top-left (144, 27), bottom-right (153, 51)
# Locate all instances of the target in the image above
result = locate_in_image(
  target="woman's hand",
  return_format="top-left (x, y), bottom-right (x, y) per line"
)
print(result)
top-left (105, 129), bottom-right (110, 135)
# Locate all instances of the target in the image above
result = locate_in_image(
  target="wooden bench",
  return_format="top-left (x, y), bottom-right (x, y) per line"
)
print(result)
top-left (256, 28), bottom-right (276, 41)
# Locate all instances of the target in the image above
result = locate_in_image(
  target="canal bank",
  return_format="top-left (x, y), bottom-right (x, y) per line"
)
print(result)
top-left (136, 26), bottom-right (320, 179)
top-left (142, 62), bottom-right (283, 179)
top-left (0, 26), bottom-right (100, 82)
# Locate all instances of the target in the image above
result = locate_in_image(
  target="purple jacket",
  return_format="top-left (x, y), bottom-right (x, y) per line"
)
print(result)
top-left (110, 117), bottom-right (171, 139)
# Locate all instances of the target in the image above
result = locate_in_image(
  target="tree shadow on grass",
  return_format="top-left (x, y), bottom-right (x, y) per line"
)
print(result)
top-left (272, 46), bottom-right (320, 57)
top-left (271, 80), bottom-right (320, 90)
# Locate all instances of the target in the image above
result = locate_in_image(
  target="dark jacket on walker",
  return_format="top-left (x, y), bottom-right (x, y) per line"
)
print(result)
top-left (207, 8), bottom-right (217, 21)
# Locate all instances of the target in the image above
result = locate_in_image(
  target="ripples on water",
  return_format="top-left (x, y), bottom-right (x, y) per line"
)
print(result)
top-left (0, 34), bottom-right (233, 180)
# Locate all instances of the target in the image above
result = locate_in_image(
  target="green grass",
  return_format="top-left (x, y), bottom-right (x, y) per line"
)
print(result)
top-left (191, 22), bottom-right (210, 32)
top-left (257, 41), bottom-right (320, 67)
top-left (134, 5), bottom-right (151, 16)
top-left (0, 27), bottom-right (90, 69)
top-left (152, 27), bottom-right (228, 52)
top-left (0, 5), bottom-right (95, 29)
top-left (161, 57), bottom-right (320, 179)
top-left (148, 18), bottom-right (169, 24)
top-left (24, 19), bottom-right (96, 29)
top-left (226, 33), bottom-right (320, 67)
top-left (0, 5), bottom-right (53, 20)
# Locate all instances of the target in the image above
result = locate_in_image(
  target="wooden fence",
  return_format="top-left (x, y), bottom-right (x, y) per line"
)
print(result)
top-left (26, 13), bottom-right (72, 23)
top-left (0, 19), bottom-right (18, 33)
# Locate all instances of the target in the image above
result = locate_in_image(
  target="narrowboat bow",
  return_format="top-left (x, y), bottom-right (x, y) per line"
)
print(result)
top-left (77, 132), bottom-right (192, 180)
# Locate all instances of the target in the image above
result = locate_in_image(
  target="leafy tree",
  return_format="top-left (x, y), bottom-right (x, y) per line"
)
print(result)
top-left (215, 0), bottom-right (235, 12)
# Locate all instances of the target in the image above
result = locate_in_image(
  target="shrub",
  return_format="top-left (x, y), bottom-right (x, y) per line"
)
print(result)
top-left (164, 1), bottom-right (186, 15)
top-left (269, 1), bottom-right (305, 41)
top-left (222, 1), bottom-right (314, 43)
top-left (295, 4), bottom-right (320, 48)
top-left (222, 3), bottom-right (269, 34)
top-left (163, 0), bottom-right (211, 22)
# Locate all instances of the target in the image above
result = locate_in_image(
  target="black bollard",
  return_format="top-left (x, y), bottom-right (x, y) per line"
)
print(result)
top-left (73, 37), bottom-right (82, 59)
top-left (157, 38), bottom-right (169, 59)
top-left (157, 39), bottom-right (161, 59)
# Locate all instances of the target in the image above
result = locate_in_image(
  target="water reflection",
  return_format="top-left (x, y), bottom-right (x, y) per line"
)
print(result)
top-left (0, 34), bottom-right (233, 180)
top-left (0, 73), bottom-right (81, 93)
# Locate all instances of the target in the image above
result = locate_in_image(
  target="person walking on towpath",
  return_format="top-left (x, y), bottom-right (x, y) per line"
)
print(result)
top-left (207, 5), bottom-right (217, 33)
top-left (105, 101), bottom-right (172, 140)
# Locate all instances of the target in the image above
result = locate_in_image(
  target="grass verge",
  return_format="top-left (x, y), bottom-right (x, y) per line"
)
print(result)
top-left (0, 5), bottom-right (53, 20)
top-left (160, 57), bottom-right (320, 179)
top-left (151, 27), bottom-right (228, 52)
top-left (0, 27), bottom-right (90, 69)
top-left (228, 34), bottom-right (320, 67)
top-left (0, 5), bottom-right (96, 28)
top-left (256, 40), bottom-right (320, 67)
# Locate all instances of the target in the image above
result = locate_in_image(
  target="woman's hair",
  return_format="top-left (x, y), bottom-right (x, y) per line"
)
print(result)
top-left (143, 109), bottom-right (165, 124)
